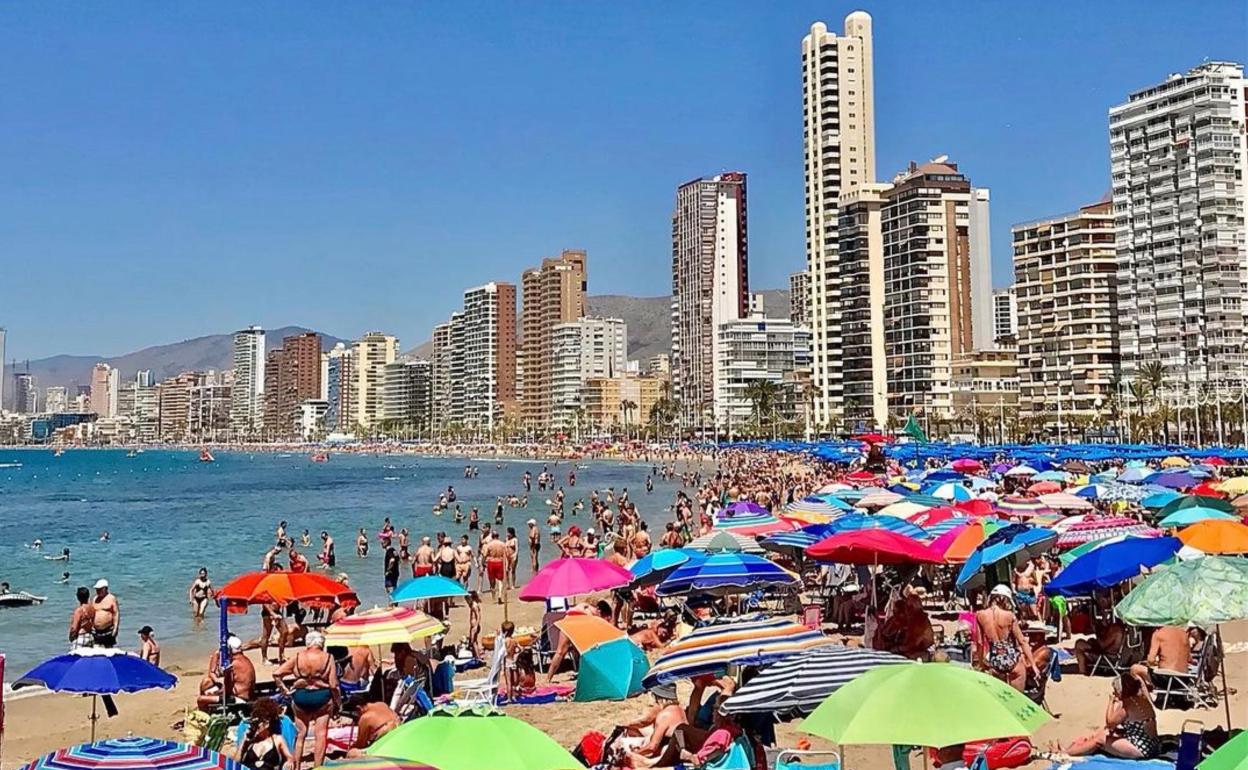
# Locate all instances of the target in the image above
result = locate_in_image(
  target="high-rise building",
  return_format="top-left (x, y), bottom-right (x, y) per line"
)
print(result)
top-left (582, 374), bottom-right (664, 431)
top-left (157, 372), bottom-right (196, 441)
top-left (135, 370), bottom-right (153, 388)
top-left (353, 332), bottom-right (400, 429)
top-left (671, 172), bottom-right (749, 429)
top-left (968, 188), bottom-right (996, 351)
top-left (448, 312), bottom-right (467, 426)
top-left (715, 313), bottom-right (812, 430)
top-left (838, 183), bottom-right (891, 430)
top-left (90, 363), bottom-right (114, 418)
top-left (883, 160), bottom-right (977, 420)
top-left (264, 332), bottom-right (323, 438)
top-left (1013, 199), bottom-right (1119, 428)
top-left (1111, 62), bottom-right (1248, 385)
top-left (520, 250), bottom-right (588, 432)
top-left (230, 326), bottom-right (266, 437)
top-left (993, 288), bottom-right (1018, 346)
top-left (802, 11), bottom-right (876, 429)
top-left (189, 371), bottom-right (232, 440)
top-left (788, 271), bottom-right (810, 328)
top-left (457, 283), bottom-right (517, 432)
top-left (324, 343), bottom-right (357, 433)
top-left (430, 322), bottom-right (453, 431)
top-left (0, 327), bottom-right (6, 411)
top-left (45, 386), bottom-right (68, 414)
top-left (13, 371), bottom-right (36, 414)
top-left (550, 317), bottom-right (628, 430)
top-left (134, 381), bottom-right (159, 442)
top-left (382, 359), bottom-right (433, 431)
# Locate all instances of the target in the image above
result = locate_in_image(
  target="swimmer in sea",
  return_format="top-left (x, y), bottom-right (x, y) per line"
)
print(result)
top-left (356, 528), bottom-right (369, 558)
top-left (300, 529), bottom-right (312, 548)
top-left (58, 571), bottom-right (70, 584)
top-left (31, 539), bottom-right (43, 551)
top-left (46, 547), bottom-right (71, 562)
top-left (99, 532), bottom-right (109, 542)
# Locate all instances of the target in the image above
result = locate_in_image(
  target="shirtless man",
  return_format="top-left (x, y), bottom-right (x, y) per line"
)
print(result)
top-left (413, 537), bottom-right (435, 577)
top-left (198, 635), bottom-right (256, 709)
top-left (631, 521), bottom-right (652, 559)
top-left (68, 586), bottom-right (94, 650)
top-left (660, 522), bottom-right (683, 549)
top-left (1131, 625), bottom-right (1191, 684)
top-left (1074, 594), bottom-right (1126, 675)
top-left (319, 531), bottom-right (336, 569)
top-left (262, 544), bottom-right (283, 572)
top-left (527, 519), bottom-right (542, 571)
top-left (347, 702), bottom-right (400, 755)
top-left (482, 533), bottom-right (509, 602)
top-left (91, 579), bottom-right (120, 647)
top-left (454, 535), bottom-right (474, 586)
top-left (340, 645), bottom-right (376, 696)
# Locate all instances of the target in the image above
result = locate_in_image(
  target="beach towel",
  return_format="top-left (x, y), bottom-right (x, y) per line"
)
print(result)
top-left (498, 683), bottom-right (575, 705)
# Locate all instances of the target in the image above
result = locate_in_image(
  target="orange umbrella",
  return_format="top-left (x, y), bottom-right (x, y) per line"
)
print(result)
top-left (554, 614), bottom-right (625, 652)
top-left (929, 520), bottom-right (1004, 563)
top-left (1177, 519), bottom-right (1248, 554)
top-left (216, 570), bottom-right (360, 613)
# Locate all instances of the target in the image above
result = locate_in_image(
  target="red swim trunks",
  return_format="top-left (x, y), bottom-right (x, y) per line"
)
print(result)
top-left (486, 558), bottom-right (505, 581)
top-left (414, 563), bottom-right (434, 577)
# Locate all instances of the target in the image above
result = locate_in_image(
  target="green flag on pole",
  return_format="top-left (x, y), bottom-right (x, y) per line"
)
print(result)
top-left (903, 414), bottom-right (928, 443)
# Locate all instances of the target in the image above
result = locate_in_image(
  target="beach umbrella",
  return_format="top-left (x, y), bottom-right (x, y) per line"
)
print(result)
top-left (367, 707), bottom-right (580, 770)
top-left (1157, 494), bottom-right (1236, 518)
top-left (215, 570), bottom-right (359, 613)
top-left (1159, 507), bottom-right (1239, 528)
top-left (1118, 467), bottom-right (1156, 483)
top-left (319, 760), bottom-right (439, 770)
top-left (628, 549), bottom-right (703, 586)
top-left (1218, 477), bottom-right (1248, 496)
top-left (713, 506), bottom-right (791, 536)
top-left (954, 499), bottom-right (994, 517)
top-left (574, 637), bottom-right (649, 701)
top-left (854, 490), bottom-right (903, 509)
top-left (1033, 470), bottom-right (1071, 483)
top-left (922, 482), bottom-right (974, 502)
top-left (876, 500), bottom-right (934, 519)
top-left (1045, 536), bottom-right (1182, 597)
top-left (554, 614), bottom-right (625, 651)
top-left (1027, 481), bottom-right (1063, 495)
top-left (807, 529), bottom-right (941, 565)
top-left (1142, 490), bottom-right (1183, 509)
top-left (1062, 460), bottom-right (1093, 474)
top-left (1199, 728), bottom-right (1248, 770)
top-left (325, 606), bottom-right (443, 647)
top-left (1004, 465), bottom-right (1039, 477)
top-left (950, 458), bottom-right (982, 473)
top-left (906, 505), bottom-right (962, 528)
top-left (1038, 492), bottom-right (1094, 511)
top-left (1192, 481), bottom-right (1228, 498)
top-left (1059, 532), bottom-right (1157, 565)
top-left (823, 513), bottom-right (928, 539)
top-left (1071, 483), bottom-right (1112, 499)
top-left (994, 496), bottom-right (1055, 519)
top-left (761, 524), bottom-right (834, 555)
top-left (721, 500), bottom-right (769, 516)
top-left (1091, 470), bottom-right (1118, 483)
top-left (1055, 517), bottom-right (1160, 549)
top-left (1152, 471), bottom-right (1199, 489)
top-left (642, 616), bottom-right (832, 687)
top-left (17, 737), bottom-right (242, 770)
top-left (720, 645), bottom-right (912, 716)
top-left (14, 650), bottom-right (177, 740)
top-left (956, 524), bottom-right (1058, 591)
top-left (923, 517), bottom-right (972, 537)
top-left (392, 575), bottom-right (468, 603)
top-left (1103, 483), bottom-right (1155, 502)
top-left (518, 557), bottom-right (632, 601)
top-left (1116, 556), bottom-right (1248, 726)
top-left (686, 530), bottom-right (764, 554)
top-left (1177, 520), bottom-right (1248, 555)
top-left (1161, 455), bottom-right (1192, 468)
top-left (927, 519), bottom-right (1003, 563)
top-left (800, 663), bottom-right (1050, 746)
top-left (656, 551), bottom-right (799, 596)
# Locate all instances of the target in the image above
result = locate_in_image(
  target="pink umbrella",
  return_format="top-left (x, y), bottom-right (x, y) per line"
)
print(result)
top-left (951, 458), bottom-right (982, 473)
top-left (518, 557), bottom-right (633, 601)
top-left (1054, 518), bottom-right (1161, 549)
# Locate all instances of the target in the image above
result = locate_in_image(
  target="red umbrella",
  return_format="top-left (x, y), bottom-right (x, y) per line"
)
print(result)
top-left (806, 529), bottom-right (942, 565)
top-left (852, 433), bottom-right (891, 444)
top-left (844, 470), bottom-right (879, 484)
top-left (1205, 457), bottom-right (1229, 467)
top-left (954, 499), bottom-right (995, 517)
top-left (1027, 481), bottom-right (1063, 495)
top-left (1191, 481), bottom-right (1228, 498)
top-left (950, 459), bottom-right (983, 473)
top-left (216, 571), bottom-right (359, 613)
top-left (907, 505), bottom-right (962, 528)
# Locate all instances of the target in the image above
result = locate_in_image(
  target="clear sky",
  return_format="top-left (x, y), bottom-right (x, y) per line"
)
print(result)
top-left (3, 2), bottom-right (1244, 360)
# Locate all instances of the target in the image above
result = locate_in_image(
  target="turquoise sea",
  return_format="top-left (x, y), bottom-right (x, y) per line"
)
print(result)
top-left (0, 449), bottom-right (682, 676)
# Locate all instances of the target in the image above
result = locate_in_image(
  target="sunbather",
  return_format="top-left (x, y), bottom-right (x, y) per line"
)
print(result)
top-left (1060, 672), bottom-right (1159, 759)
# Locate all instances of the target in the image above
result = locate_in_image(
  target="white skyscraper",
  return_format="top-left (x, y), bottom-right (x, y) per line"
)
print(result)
top-left (802, 11), bottom-right (876, 429)
top-left (0, 327), bottom-right (6, 412)
top-left (230, 325), bottom-right (266, 436)
top-left (671, 172), bottom-right (748, 428)
top-left (551, 317), bottom-right (628, 430)
top-left (969, 188), bottom-right (996, 351)
top-left (1111, 62), bottom-right (1248, 385)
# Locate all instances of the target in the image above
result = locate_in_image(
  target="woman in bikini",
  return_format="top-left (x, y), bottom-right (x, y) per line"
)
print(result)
top-left (274, 631), bottom-right (339, 770)
top-left (1061, 672), bottom-right (1160, 759)
top-left (975, 584), bottom-right (1040, 692)
top-left (237, 697), bottom-right (293, 770)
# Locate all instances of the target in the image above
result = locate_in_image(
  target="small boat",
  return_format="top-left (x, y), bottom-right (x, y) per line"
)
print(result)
top-left (0, 591), bottom-right (47, 608)
top-left (125, 450), bottom-right (138, 458)
top-left (0, 462), bottom-right (22, 469)
top-left (199, 449), bottom-right (215, 463)
top-left (53, 448), bottom-right (65, 457)
top-left (310, 452), bottom-right (329, 463)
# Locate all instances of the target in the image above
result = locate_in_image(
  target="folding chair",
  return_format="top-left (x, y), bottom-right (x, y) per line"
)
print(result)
top-left (1153, 634), bottom-right (1219, 710)
top-left (456, 639), bottom-right (507, 706)
top-left (1090, 625), bottom-right (1141, 677)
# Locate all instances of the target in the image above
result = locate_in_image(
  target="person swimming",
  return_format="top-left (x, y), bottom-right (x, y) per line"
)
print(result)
top-left (45, 547), bottom-right (71, 561)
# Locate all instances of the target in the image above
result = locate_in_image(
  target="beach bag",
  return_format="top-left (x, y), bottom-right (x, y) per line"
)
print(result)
top-left (572, 730), bottom-right (606, 767)
top-left (962, 738), bottom-right (1033, 769)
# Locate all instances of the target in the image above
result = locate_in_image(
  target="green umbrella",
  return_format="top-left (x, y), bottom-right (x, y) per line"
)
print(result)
top-left (1200, 729), bottom-right (1248, 770)
top-left (367, 707), bottom-right (580, 770)
top-left (800, 662), bottom-right (1050, 747)
top-left (575, 637), bottom-right (649, 701)
top-left (1157, 495), bottom-right (1235, 519)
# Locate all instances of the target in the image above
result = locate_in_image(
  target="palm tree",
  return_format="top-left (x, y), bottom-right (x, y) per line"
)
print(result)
top-left (619, 399), bottom-right (637, 439)
top-left (743, 380), bottom-right (783, 437)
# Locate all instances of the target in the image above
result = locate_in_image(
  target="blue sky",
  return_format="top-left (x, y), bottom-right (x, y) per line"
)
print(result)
top-left (3, 2), bottom-right (1244, 360)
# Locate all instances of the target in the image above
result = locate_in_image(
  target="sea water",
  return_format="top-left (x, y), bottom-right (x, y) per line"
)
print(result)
top-left (0, 449), bottom-right (684, 676)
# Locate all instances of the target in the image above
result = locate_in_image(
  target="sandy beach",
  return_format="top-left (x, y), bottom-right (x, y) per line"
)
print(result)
top-left (5, 593), bottom-right (1245, 770)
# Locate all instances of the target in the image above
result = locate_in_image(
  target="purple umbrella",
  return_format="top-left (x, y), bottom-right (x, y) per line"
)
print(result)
top-left (720, 501), bottom-right (769, 517)
top-left (1151, 471), bottom-right (1197, 490)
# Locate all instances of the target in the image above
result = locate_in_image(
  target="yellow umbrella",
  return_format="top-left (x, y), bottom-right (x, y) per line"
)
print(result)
top-left (1161, 456), bottom-right (1191, 468)
top-left (1218, 477), bottom-right (1248, 495)
top-left (325, 606), bottom-right (444, 647)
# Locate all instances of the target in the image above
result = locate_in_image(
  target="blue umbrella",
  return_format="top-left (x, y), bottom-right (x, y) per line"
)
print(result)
top-left (956, 524), bottom-right (1058, 592)
top-left (826, 513), bottom-right (928, 540)
top-left (1046, 536), bottom-right (1182, 597)
top-left (799, 496), bottom-right (856, 512)
top-left (656, 552), bottom-right (798, 596)
top-left (762, 524), bottom-right (836, 553)
top-left (1033, 470), bottom-right (1072, 482)
top-left (1158, 507), bottom-right (1238, 528)
top-left (1141, 490), bottom-right (1182, 509)
top-left (1118, 467), bottom-right (1155, 484)
top-left (629, 549), bottom-right (705, 587)
top-left (15, 649), bottom-right (177, 740)
top-left (1151, 471), bottom-right (1197, 489)
top-left (392, 575), bottom-right (470, 602)
top-left (922, 482), bottom-right (974, 502)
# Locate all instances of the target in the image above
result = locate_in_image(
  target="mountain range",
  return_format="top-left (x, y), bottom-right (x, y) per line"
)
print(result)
top-left (11, 290), bottom-right (790, 405)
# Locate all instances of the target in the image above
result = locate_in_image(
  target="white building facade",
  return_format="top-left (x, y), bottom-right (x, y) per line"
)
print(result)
top-left (550, 317), bottom-right (628, 430)
top-left (230, 326), bottom-right (266, 436)
top-left (715, 314), bottom-right (812, 431)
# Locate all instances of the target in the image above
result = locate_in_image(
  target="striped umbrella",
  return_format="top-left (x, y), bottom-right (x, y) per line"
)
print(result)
top-left (994, 496), bottom-right (1055, 519)
top-left (855, 490), bottom-right (904, 509)
top-left (325, 606), bottom-right (444, 647)
top-left (1038, 492), bottom-right (1095, 511)
top-left (655, 552), bottom-right (798, 597)
top-left (720, 645), bottom-right (912, 716)
top-left (761, 524), bottom-right (834, 554)
top-left (1055, 518), bottom-right (1160, 549)
top-left (629, 549), bottom-right (704, 587)
top-left (922, 482), bottom-right (974, 502)
top-left (713, 507), bottom-right (791, 537)
top-left (642, 616), bottom-right (832, 687)
top-left (686, 531), bottom-right (764, 554)
top-left (923, 517), bottom-right (972, 538)
top-left (927, 519), bottom-right (1005, 563)
top-left (825, 513), bottom-right (928, 540)
top-left (18, 738), bottom-right (243, 770)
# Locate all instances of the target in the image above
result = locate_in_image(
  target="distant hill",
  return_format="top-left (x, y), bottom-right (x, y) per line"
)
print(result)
top-left (401, 289), bottom-right (792, 363)
top-left (14, 326), bottom-right (347, 401)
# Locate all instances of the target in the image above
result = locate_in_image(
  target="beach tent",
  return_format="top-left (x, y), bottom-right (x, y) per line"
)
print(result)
top-left (574, 637), bottom-right (649, 701)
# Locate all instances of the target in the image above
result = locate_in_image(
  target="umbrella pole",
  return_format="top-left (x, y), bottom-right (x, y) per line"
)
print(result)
top-left (90, 694), bottom-right (98, 742)
top-left (1217, 625), bottom-right (1232, 728)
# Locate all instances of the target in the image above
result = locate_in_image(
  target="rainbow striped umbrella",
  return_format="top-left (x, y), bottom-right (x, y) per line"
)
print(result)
top-left (1055, 518), bottom-right (1160, 549)
top-left (994, 496), bottom-right (1055, 519)
top-left (325, 606), bottom-right (444, 647)
top-left (643, 616), bottom-right (832, 687)
top-left (18, 738), bottom-right (242, 770)
top-left (714, 505), bottom-right (791, 536)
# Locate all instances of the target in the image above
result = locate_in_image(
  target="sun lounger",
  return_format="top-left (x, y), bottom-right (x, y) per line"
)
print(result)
top-left (455, 638), bottom-right (507, 706)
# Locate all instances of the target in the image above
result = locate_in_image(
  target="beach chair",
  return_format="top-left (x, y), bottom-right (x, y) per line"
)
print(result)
top-left (456, 638), bottom-right (507, 706)
top-left (1153, 634), bottom-right (1220, 710)
top-left (1090, 626), bottom-right (1142, 677)
top-left (699, 737), bottom-right (755, 770)
top-left (775, 749), bottom-right (841, 770)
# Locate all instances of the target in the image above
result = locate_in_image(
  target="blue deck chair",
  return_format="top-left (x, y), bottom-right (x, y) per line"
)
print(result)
top-left (775, 749), bottom-right (840, 770)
